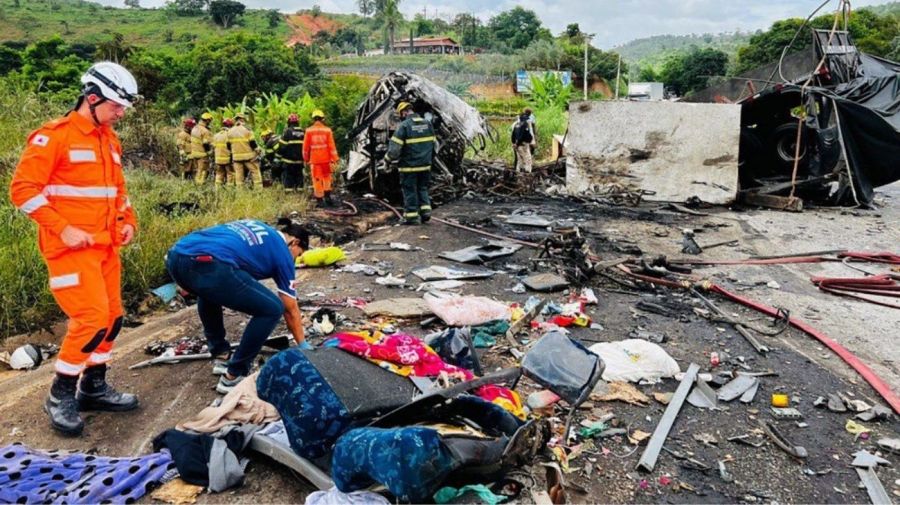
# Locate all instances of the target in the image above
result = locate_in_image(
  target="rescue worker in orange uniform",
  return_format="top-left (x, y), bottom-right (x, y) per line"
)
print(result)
top-left (228, 113), bottom-right (262, 188)
top-left (302, 110), bottom-right (339, 207)
top-left (9, 62), bottom-right (141, 436)
top-left (190, 112), bottom-right (213, 185)
top-left (176, 118), bottom-right (195, 179)
top-left (213, 117), bottom-right (234, 188)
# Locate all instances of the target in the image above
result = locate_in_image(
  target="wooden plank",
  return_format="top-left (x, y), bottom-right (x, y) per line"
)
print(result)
top-left (741, 192), bottom-right (804, 212)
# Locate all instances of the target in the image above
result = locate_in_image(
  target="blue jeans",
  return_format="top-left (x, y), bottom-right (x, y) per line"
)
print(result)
top-left (166, 251), bottom-right (284, 376)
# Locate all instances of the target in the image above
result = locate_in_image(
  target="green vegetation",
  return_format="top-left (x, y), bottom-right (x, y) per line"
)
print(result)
top-left (660, 47), bottom-right (729, 97)
top-left (0, 0), bottom-right (289, 47)
top-left (616, 32), bottom-right (751, 79)
top-left (735, 7), bottom-right (899, 74)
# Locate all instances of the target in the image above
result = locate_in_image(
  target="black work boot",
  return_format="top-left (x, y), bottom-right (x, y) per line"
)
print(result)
top-left (77, 364), bottom-right (139, 412)
top-left (45, 374), bottom-right (83, 436)
top-left (324, 192), bottom-right (336, 207)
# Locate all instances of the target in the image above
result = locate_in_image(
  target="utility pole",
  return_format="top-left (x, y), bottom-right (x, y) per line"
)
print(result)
top-left (614, 53), bottom-right (622, 100)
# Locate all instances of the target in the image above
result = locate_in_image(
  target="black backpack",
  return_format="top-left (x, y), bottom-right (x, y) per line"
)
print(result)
top-left (512, 119), bottom-right (533, 145)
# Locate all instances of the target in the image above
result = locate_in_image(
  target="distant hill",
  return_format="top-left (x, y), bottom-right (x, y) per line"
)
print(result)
top-left (0, 0), bottom-right (290, 47)
top-left (613, 32), bottom-right (752, 74)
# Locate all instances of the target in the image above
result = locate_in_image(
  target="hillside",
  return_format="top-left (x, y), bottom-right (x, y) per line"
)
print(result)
top-left (0, 0), bottom-right (289, 47)
top-left (613, 32), bottom-right (752, 73)
top-left (866, 1), bottom-right (900, 16)
top-left (285, 11), bottom-right (345, 46)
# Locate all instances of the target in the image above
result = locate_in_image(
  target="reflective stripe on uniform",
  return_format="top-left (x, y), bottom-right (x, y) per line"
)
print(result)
top-left (405, 136), bottom-right (435, 144)
top-left (281, 140), bottom-right (303, 145)
top-left (69, 149), bottom-right (97, 163)
top-left (44, 185), bottom-right (117, 198)
top-left (389, 136), bottom-right (405, 145)
top-left (55, 359), bottom-right (85, 376)
top-left (398, 166), bottom-right (431, 173)
top-left (49, 273), bottom-right (80, 289)
top-left (19, 194), bottom-right (49, 214)
top-left (420, 205), bottom-right (432, 211)
top-left (87, 352), bottom-right (112, 364)
top-left (404, 212), bottom-right (420, 218)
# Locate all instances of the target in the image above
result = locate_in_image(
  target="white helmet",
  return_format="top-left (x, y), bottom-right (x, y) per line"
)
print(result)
top-left (81, 61), bottom-right (140, 108)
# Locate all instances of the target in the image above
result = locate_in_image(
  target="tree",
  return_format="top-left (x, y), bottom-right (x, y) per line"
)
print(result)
top-left (637, 65), bottom-right (658, 82)
top-left (376, 0), bottom-right (402, 53)
top-left (889, 35), bottom-right (900, 61)
top-left (124, 0), bottom-right (140, 8)
top-left (209, 0), bottom-right (245, 28)
top-left (266, 9), bottom-right (280, 28)
top-left (0, 45), bottom-right (23, 76)
top-left (661, 47), bottom-right (728, 96)
top-left (412, 13), bottom-right (434, 36)
top-left (310, 4), bottom-right (321, 17)
top-left (358, 0), bottom-right (375, 17)
top-left (59, 20), bottom-right (71, 35)
top-left (21, 36), bottom-right (90, 95)
top-left (95, 32), bottom-right (134, 62)
top-left (487, 7), bottom-right (546, 53)
top-left (565, 23), bottom-right (581, 39)
top-left (164, 0), bottom-right (208, 16)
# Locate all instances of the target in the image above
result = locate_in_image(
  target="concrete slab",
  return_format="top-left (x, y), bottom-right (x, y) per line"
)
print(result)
top-left (565, 100), bottom-right (741, 204)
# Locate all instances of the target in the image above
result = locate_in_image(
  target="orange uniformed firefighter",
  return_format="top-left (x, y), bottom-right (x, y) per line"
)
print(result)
top-left (177, 117), bottom-right (195, 179)
top-left (9, 61), bottom-right (141, 436)
top-left (190, 112), bottom-right (213, 185)
top-left (227, 113), bottom-right (262, 188)
top-left (213, 118), bottom-right (234, 187)
top-left (302, 109), bottom-right (339, 206)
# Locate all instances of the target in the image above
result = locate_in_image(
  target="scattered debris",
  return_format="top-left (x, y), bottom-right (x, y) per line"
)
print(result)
top-left (771, 407), bottom-right (803, 419)
top-left (425, 294), bottom-right (511, 326)
top-left (686, 380), bottom-right (719, 410)
top-left (717, 375), bottom-right (760, 402)
top-left (761, 421), bottom-right (807, 459)
top-left (411, 264), bottom-right (495, 281)
top-left (637, 363), bottom-right (700, 472)
top-left (361, 297), bottom-right (433, 318)
top-left (374, 274), bottom-right (406, 287)
top-left (522, 273), bottom-right (570, 292)
top-left (593, 381), bottom-right (651, 406)
top-left (845, 419), bottom-right (872, 439)
top-left (590, 340), bottom-right (680, 383)
top-left (439, 241), bottom-right (522, 264)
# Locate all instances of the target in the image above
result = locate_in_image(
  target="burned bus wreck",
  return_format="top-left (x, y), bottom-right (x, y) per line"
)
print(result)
top-left (731, 30), bottom-right (900, 207)
top-left (343, 72), bottom-right (495, 199)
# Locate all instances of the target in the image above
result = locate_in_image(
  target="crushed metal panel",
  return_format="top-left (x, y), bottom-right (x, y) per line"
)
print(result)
top-left (565, 101), bottom-right (741, 204)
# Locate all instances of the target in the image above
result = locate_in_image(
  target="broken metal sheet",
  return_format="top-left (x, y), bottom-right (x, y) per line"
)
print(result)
top-left (739, 380), bottom-right (759, 403)
top-left (856, 468), bottom-right (892, 505)
top-left (410, 264), bottom-right (496, 281)
top-left (717, 375), bottom-right (760, 402)
top-left (566, 101), bottom-right (741, 204)
top-left (522, 273), bottom-right (570, 292)
top-left (506, 214), bottom-right (553, 227)
top-left (851, 450), bottom-right (891, 469)
top-left (687, 380), bottom-right (718, 409)
top-left (361, 298), bottom-right (433, 318)
top-left (637, 363), bottom-right (700, 473)
top-left (438, 241), bottom-right (522, 264)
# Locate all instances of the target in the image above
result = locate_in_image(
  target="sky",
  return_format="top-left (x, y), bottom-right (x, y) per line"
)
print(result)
top-left (93, 0), bottom-right (893, 48)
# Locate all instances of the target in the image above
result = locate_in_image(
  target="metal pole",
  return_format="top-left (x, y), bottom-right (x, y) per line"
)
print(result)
top-left (614, 53), bottom-right (621, 100)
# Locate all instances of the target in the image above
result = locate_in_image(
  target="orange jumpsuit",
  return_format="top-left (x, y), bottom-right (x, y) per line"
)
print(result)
top-left (302, 121), bottom-right (339, 199)
top-left (9, 111), bottom-right (137, 376)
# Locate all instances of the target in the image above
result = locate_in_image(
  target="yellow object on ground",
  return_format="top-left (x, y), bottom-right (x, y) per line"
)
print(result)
top-left (298, 246), bottom-right (346, 267)
top-left (771, 393), bottom-right (789, 407)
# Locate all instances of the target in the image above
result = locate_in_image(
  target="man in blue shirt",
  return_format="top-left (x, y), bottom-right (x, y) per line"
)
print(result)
top-left (166, 218), bottom-right (311, 393)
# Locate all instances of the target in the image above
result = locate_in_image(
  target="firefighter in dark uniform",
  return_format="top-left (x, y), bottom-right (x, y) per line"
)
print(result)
top-left (384, 102), bottom-right (436, 225)
top-left (273, 114), bottom-right (305, 193)
top-left (260, 129), bottom-right (280, 185)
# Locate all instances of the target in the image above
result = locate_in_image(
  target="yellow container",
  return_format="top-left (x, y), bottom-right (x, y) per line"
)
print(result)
top-left (771, 393), bottom-right (789, 408)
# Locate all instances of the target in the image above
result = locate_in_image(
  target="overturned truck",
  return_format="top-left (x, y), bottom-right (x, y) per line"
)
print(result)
top-left (344, 72), bottom-right (495, 199)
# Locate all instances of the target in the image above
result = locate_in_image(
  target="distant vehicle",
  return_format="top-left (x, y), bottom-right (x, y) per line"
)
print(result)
top-left (627, 82), bottom-right (665, 101)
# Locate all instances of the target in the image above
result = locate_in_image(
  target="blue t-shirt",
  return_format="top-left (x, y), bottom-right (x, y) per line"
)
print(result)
top-left (171, 220), bottom-right (297, 298)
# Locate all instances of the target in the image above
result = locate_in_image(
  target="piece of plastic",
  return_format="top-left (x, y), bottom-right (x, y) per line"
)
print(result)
top-left (10, 344), bottom-right (42, 370)
top-left (589, 339), bottom-right (680, 383)
top-left (522, 331), bottom-right (603, 404)
top-left (298, 247), bottom-right (347, 267)
top-left (425, 294), bottom-right (510, 326)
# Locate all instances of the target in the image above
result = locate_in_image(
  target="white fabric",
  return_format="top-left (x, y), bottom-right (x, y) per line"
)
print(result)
top-left (44, 185), bottom-right (116, 198)
top-left (589, 339), bottom-right (681, 383)
top-left (305, 487), bottom-right (390, 505)
top-left (19, 194), bottom-right (49, 214)
top-left (49, 273), bottom-right (80, 289)
top-left (55, 359), bottom-right (85, 376)
top-left (68, 149), bottom-right (97, 163)
top-left (425, 293), bottom-right (510, 326)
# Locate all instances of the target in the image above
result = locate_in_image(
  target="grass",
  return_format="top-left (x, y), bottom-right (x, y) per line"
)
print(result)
top-left (0, 76), bottom-right (306, 337)
top-left (1, 169), bottom-right (306, 337)
top-left (0, 0), bottom-right (290, 47)
top-left (476, 105), bottom-right (568, 164)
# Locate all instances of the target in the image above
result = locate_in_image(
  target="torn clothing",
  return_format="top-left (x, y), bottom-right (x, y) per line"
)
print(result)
top-left (0, 443), bottom-right (175, 504)
top-left (179, 372), bottom-right (279, 433)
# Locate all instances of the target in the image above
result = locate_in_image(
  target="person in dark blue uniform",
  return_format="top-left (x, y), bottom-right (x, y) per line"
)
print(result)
top-left (165, 218), bottom-right (310, 393)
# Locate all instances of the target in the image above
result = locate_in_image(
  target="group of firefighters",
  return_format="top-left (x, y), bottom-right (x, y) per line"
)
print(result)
top-left (175, 109), bottom-right (340, 207)
top-left (8, 61), bottom-right (438, 435)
